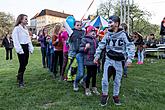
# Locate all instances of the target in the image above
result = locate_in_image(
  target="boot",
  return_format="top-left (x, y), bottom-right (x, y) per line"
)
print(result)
top-left (18, 73), bottom-right (24, 88)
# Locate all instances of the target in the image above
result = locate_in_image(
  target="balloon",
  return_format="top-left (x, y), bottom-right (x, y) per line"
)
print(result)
top-left (66, 16), bottom-right (75, 29)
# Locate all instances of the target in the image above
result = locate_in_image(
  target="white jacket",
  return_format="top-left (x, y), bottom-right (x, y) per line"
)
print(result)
top-left (12, 24), bottom-right (34, 54)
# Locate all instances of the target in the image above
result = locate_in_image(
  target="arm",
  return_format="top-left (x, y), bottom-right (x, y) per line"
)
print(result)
top-left (94, 33), bottom-right (108, 60)
top-left (79, 38), bottom-right (88, 53)
top-left (124, 33), bottom-right (135, 63)
top-left (12, 27), bottom-right (24, 54)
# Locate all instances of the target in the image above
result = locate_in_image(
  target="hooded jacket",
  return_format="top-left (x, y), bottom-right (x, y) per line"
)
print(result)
top-left (79, 35), bottom-right (98, 65)
top-left (94, 29), bottom-right (135, 62)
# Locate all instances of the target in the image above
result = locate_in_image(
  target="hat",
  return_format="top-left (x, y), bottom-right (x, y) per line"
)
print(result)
top-left (109, 15), bottom-right (120, 24)
top-left (86, 25), bottom-right (96, 35)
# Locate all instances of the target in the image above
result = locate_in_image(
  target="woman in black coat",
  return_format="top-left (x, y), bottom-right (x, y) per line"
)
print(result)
top-left (2, 34), bottom-right (14, 60)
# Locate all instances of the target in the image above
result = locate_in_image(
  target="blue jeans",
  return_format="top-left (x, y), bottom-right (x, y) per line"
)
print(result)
top-left (74, 53), bottom-right (84, 84)
top-left (138, 49), bottom-right (144, 62)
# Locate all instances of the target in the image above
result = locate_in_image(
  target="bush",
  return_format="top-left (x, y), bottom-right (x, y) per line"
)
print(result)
top-left (32, 40), bottom-right (40, 47)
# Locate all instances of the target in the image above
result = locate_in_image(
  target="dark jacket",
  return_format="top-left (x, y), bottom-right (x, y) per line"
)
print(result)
top-left (79, 36), bottom-right (98, 66)
top-left (68, 29), bottom-right (85, 53)
top-left (2, 37), bottom-right (13, 49)
top-left (160, 21), bottom-right (165, 35)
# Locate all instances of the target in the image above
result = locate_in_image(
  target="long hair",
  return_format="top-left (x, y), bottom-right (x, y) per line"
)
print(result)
top-left (53, 23), bottom-right (61, 36)
top-left (15, 14), bottom-right (27, 27)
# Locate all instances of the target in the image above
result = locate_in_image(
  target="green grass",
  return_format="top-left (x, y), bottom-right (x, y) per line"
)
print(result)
top-left (0, 47), bottom-right (165, 110)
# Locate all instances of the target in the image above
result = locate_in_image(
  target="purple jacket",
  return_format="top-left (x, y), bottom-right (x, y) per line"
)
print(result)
top-left (38, 35), bottom-right (47, 48)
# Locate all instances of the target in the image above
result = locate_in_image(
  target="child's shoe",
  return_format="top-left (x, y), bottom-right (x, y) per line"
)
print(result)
top-left (100, 94), bottom-right (109, 106)
top-left (73, 83), bottom-right (79, 91)
top-left (85, 88), bottom-right (92, 96)
top-left (140, 61), bottom-right (143, 64)
top-left (136, 61), bottom-right (140, 64)
top-left (91, 87), bottom-right (100, 95)
top-left (113, 96), bottom-right (121, 105)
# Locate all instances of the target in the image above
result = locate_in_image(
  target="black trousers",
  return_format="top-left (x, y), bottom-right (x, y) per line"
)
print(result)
top-left (17, 44), bottom-right (29, 83)
top-left (5, 48), bottom-right (12, 60)
top-left (53, 51), bottom-right (63, 76)
top-left (86, 65), bottom-right (97, 88)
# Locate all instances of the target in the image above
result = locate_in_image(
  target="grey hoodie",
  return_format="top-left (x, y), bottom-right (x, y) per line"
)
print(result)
top-left (94, 29), bottom-right (135, 62)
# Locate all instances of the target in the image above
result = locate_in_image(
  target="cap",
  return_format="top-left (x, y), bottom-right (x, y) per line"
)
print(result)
top-left (86, 25), bottom-right (96, 35)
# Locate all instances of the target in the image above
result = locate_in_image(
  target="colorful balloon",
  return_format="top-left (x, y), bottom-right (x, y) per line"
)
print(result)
top-left (66, 16), bottom-right (75, 29)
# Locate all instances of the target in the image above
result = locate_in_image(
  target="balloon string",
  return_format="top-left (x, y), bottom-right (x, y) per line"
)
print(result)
top-left (81, 0), bottom-right (95, 21)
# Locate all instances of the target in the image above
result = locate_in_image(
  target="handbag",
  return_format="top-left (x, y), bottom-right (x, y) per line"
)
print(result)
top-left (107, 49), bottom-right (125, 61)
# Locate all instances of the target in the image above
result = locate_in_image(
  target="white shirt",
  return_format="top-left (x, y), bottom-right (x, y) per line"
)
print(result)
top-left (12, 24), bottom-right (34, 54)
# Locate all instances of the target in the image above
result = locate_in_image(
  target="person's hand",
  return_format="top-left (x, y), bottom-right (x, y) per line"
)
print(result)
top-left (94, 58), bottom-right (99, 65)
top-left (126, 59), bottom-right (132, 67)
top-left (85, 43), bottom-right (90, 50)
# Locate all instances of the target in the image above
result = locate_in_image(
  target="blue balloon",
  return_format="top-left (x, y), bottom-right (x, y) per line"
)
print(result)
top-left (66, 16), bottom-right (75, 29)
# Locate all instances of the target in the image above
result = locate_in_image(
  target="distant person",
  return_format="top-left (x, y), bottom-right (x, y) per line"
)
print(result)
top-left (2, 33), bottom-right (14, 60)
top-left (12, 14), bottom-right (34, 87)
top-left (145, 34), bottom-right (157, 48)
top-left (133, 32), bottom-right (145, 64)
top-left (38, 28), bottom-right (50, 68)
top-left (160, 17), bottom-right (165, 44)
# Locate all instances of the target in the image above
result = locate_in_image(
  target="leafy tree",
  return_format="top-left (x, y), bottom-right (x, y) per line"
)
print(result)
top-left (96, 1), bottom-right (160, 38)
top-left (0, 12), bottom-right (15, 38)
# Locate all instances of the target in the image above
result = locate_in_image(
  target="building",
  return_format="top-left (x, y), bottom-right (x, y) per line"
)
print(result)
top-left (30, 9), bottom-right (72, 34)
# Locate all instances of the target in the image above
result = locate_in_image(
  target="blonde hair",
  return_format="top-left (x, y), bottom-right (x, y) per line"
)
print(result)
top-left (53, 23), bottom-right (62, 36)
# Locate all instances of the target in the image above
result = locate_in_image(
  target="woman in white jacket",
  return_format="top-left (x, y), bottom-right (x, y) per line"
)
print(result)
top-left (12, 14), bottom-right (34, 87)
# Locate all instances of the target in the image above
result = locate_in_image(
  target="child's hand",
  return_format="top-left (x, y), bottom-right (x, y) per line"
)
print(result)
top-left (94, 58), bottom-right (99, 65)
top-left (85, 43), bottom-right (90, 49)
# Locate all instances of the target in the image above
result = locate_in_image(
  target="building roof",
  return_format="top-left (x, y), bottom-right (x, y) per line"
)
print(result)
top-left (31, 9), bottom-right (72, 19)
top-left (30, 13), bottom-right (39, 20)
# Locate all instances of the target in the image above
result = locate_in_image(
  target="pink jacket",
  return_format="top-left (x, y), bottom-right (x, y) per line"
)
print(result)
top-left (61, 31), bottom-right (69, 53)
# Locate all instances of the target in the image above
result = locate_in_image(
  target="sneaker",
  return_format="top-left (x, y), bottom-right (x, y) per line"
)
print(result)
top-left (123, 74), bottom-right (127, 78)
top-left (92, 87), bottom-right (100, 95)
top-left (73, 83), bottom-right (79, 91)
top-left (100, 94), bottom-right (109, 106)
top-left (113, 96), bottom-right (121, 105)
top-left (136, 61), bottom-right (140, 64)
top-left (80, 80), bottom-right (86, 88)
top-left (140, 61), bottom-right (143, 64)
top-left (18, 83), bottom-right (24, 88)
top-left (85, 88), bottom-right (92, 96)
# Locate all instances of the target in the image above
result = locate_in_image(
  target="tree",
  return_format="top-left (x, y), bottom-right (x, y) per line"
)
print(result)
top-left (96, 1), bottom-right (160, 38)
top-left (0, 12), bottom-right (15, 38)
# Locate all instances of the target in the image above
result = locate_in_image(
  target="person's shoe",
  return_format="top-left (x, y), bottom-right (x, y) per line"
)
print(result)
top-left (18, 83), bottom-right (24, 88)
top-left (91, 87), bottom-right (100, 95)
top-left (80, 80), bottom-right (86, 88)
top-left (136, 61), bottom-right (140, 64)
top-left (100, 94), bottom-right (109, 106)
top-left (85, 88), bottom-right (92, 96)
top-left (73, 83), bottom-right (79, 91)
top-left (123, 74), bottom-right (127, 78)
top-left (140, 61), bottom-right (143, 64)
top-left (113, 96), bottom-right (121, 105)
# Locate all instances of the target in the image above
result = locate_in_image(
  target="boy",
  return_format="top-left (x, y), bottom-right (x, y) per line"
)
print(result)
top-left (94, 15), bottom-right (135, 106)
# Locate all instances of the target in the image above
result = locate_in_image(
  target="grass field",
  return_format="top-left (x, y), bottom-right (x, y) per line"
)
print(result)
top-left (0, 47), bottom-right (165, 110)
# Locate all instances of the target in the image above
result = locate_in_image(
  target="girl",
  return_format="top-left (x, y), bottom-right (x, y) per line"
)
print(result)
top-left (79, 26), bottom-right (100, 96)
top-left (12, 14), bottom-right (34, 87)
top-left (133, 32), bottom-right (144, 64)
top-left (38, 28), bottom-right (50, 68)
top-left (52, 23), bottom-right (63, 78)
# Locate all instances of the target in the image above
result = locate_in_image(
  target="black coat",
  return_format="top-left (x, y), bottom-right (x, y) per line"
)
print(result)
top-left (2, 37), bottom-right (14, 49)
top-left (160, 21), bottom-right (165, 35)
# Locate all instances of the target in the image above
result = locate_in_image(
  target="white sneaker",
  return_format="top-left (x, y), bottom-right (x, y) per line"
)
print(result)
top-left (92, 87), bottom-right (100, 95)
top-left (85, 88), bottom-right (92, 96)
top-left (73, 83), bottom-right (79, 91)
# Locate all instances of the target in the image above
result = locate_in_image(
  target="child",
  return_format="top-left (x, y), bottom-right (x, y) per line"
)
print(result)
top-left (94, 15), bottom-right (135, 106)
top-left (79, 26), bottom-right (100, 96)
top-left (133, 32), bottom-right (144, 64)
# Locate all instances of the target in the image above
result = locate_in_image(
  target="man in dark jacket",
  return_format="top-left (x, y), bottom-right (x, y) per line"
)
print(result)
top-left (2, 34), bottom-right (14, 60)
top-left (160, 17), bottom-right (165, 44)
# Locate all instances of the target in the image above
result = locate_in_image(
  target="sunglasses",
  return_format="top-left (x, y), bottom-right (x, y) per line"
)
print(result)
top-left (76, 24), bottom-right (81, 26)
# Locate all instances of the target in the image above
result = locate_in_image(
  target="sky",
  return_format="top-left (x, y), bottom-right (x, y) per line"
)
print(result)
top-left (0, 0), bottom-right (164, 25)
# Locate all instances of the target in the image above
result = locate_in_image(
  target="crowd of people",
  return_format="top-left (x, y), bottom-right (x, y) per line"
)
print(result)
top-left (2, 14), bottom-right (163, 107)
